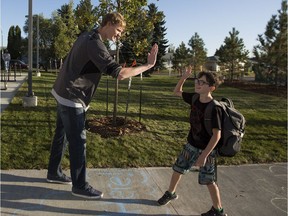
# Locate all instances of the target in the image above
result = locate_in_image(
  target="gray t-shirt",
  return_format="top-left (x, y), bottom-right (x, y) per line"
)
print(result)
top-left (2, 53), bottom-right (11, 61)
top-left (52, 29), bottom-right (122, 109)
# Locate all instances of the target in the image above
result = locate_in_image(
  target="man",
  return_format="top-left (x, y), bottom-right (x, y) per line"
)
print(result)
top-left (2, 49), bottom-right (11, 71)
top-left (47, 12), bottom-right (158, 199)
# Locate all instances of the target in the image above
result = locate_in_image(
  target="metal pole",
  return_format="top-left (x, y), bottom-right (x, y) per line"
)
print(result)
top-left (27, 0), bottom-right (33, 96)
top-left (124, 77), bottom-right (132, 121)
top-left (36, 14), bottom-right (39, 74)
top-left (1, 28), bottom-right (7, 90)
top-left (22, 0), bottom-right (37, 107)
top-left (139, 73), bottom-right (143, 122)
top-left (112, 47), bottom-right (120, 126)
top-left (106, 77), bottom-right (109, 116)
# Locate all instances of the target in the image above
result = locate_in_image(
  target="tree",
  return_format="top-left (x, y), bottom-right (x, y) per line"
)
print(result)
top-left (96, 0), bottom-right (153, 57)
top-left (23, 14), bottom-right (56, 69)
top-left (74, 0), bottom-right (99, 33)
top-left (215, 27), bottom-right (249, 81)
top-left (188, 32), bottom-right (207, 76)
top-left (38, 17), bottom-right (58, 66)
top-left (172, 42), bottom-right (190, 75)
top-left (53, 1), bottom-right (80, 65)
top-left (7, 26), bottom-right (22, 59)
top-left (95, 0), bottom-right (155, 125)
top-left (253, 0), bottom-right (287, 86)
top-left (148, 3), bottom-right (169, 71)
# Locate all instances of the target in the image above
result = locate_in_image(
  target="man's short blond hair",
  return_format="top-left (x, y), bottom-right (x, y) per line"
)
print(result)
top-left (101, 12), bottom-right (126, 29)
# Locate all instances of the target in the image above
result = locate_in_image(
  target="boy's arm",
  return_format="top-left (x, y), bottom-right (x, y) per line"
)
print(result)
top-left (173, 65), bottom-right (192, 97)
top-left (195, 128), bottom-right (221, 167)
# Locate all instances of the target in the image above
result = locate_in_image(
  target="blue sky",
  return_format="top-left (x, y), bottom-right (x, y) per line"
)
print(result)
top-left (0, 0), bottom-right (283, 56)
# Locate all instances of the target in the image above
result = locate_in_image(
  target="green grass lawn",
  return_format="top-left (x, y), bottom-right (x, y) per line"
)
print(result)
top-left (1, 72), bottom-right (287, 169)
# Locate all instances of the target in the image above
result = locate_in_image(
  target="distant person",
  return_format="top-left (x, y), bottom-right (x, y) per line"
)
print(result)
top-left (46, 12), bottom-right (158, 199)
top-left (157, 66), bottom-right (227, 216)
top-left (2, 49), bottom-right (11, 71)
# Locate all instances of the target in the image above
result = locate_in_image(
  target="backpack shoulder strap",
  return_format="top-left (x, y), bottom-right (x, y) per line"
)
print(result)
top-left (204, 99), bottom-right (221, 136)
top-left (220, 97), bottom-right (234, 108)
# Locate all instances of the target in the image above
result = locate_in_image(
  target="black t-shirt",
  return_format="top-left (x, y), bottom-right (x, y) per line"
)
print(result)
top-left (182, 92), bottom-right (222, 149)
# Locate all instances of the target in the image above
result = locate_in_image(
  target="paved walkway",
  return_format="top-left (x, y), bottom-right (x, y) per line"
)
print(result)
top-left (0, 72), bottom-right (28, 113)
top-left (1, 164), bottom-right (287, 216)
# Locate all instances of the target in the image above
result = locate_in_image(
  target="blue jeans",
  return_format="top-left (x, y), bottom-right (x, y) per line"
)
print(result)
top-left (4, 61), bottom-right (9, 71)
top-left (48, 103), bottom-right (87, 189)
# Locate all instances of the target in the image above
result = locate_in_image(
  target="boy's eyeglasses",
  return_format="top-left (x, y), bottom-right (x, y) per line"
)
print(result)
top-left (195, 78), bottom-right (210, 86)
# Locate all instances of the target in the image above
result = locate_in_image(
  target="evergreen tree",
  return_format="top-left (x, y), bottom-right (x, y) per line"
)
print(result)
top-left (7, 25), bottom-right (22, 59)
top-left (188, 32), bottom-right (207, 76)
top-left (215, 27), bottom-right (249, 81)
top-left (253, 0), bottom-right (287, 85)
top-left (75, 0), bottom-right (98, 33)
top-left (53, 1), bottom-right (79, 64)
top-left (14, 26), bottom-right (22, 59)
top-left (7, 26), bottom-right (15, 58)
top-left (148, 3), bottom-right (169, 71)
top-left (172, 42), bottom-right (190, 75)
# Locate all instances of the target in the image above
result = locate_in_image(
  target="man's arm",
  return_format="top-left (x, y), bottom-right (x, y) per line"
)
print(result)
top-left (117, 44), bottom-right (158, 80)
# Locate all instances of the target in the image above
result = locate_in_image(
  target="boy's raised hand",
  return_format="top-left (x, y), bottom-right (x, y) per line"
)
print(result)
top-left (182, 65), bottom-right (192, 79)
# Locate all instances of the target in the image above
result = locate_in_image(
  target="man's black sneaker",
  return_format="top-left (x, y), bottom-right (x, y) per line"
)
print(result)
top-left (47, 173), bottom-right (72, 185)
top-left (201, 206), bottom-right (227, 216)
top-left (72, 185), bottom-right (103, 199)
top-left (157, 191), bottom-right (178, 206)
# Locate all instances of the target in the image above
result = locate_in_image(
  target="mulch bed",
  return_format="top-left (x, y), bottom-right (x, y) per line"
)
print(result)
top-left (86, 116), bottom-right (146, 138)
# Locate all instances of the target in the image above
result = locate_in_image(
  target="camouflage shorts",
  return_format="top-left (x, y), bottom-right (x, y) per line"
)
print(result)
top-left (172, 143), bottom-right (217, 185)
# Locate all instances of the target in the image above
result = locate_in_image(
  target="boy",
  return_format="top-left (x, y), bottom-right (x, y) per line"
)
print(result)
top-left (157, 66), bottom-right (227, 216)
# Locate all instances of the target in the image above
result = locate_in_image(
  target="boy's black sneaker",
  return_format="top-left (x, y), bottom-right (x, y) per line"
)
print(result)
top-left (72, 185), bottom-right (103, 199)
top-left (157, 191), bottom-right (178, 206)
top-left (47, 174), bottom-right (72, 185)
top-left (201, 206), bottom-right (227, 216)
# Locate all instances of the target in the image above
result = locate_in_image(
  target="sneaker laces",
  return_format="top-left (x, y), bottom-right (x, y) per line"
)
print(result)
top-left (86, 185), bottom-right (102, 194)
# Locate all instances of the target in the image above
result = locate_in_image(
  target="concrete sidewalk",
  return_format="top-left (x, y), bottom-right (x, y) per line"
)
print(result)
top-left (1, 163), bottom-right (287, 216)
top-left (0, 73), bottom-right (28, 113)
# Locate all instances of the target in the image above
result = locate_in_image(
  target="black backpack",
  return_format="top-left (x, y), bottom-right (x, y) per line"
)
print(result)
top-left (192, 94), bottom-right (246, 157)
